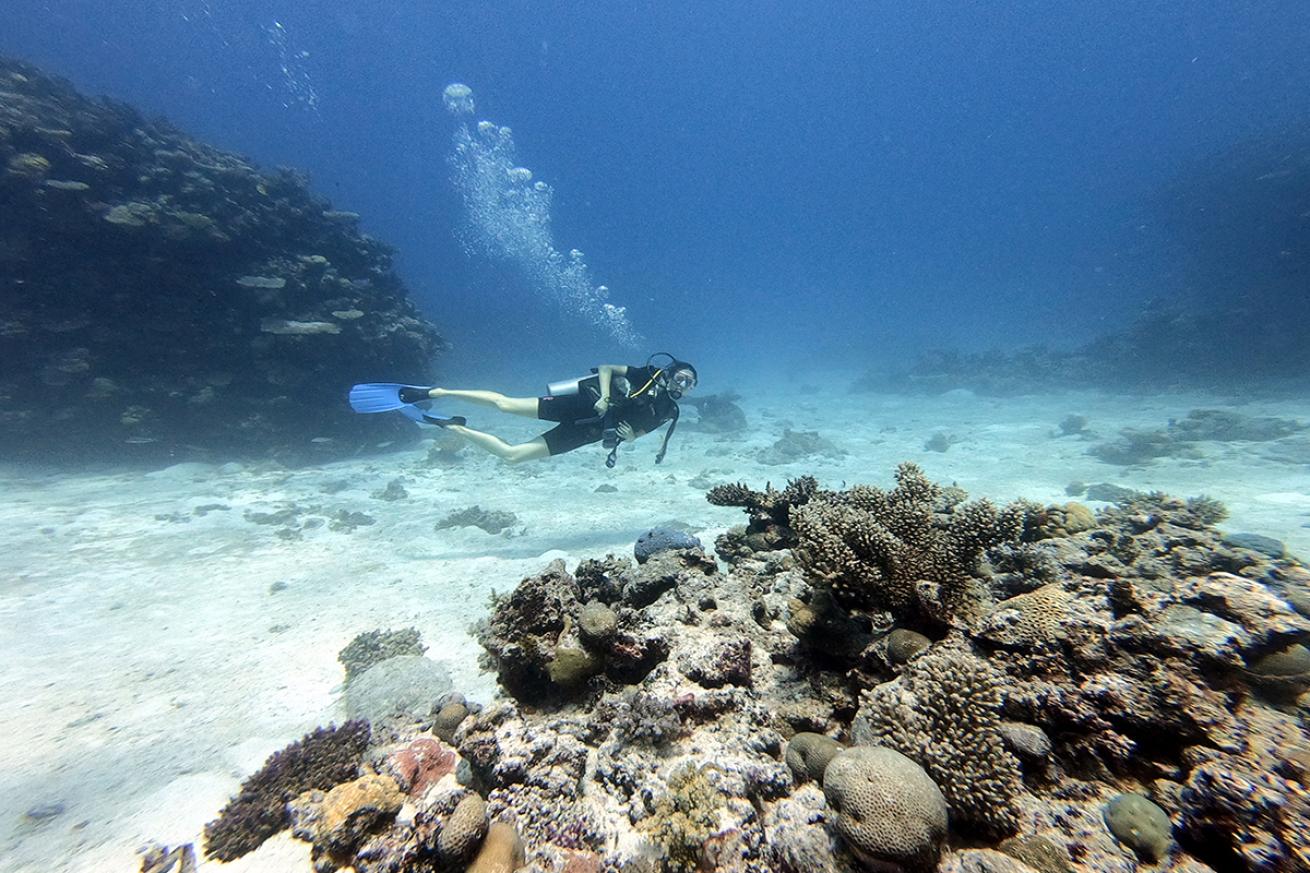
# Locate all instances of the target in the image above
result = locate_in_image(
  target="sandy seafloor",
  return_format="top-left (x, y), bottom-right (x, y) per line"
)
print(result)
top-left (2, 386), bottom-right (1308, 873)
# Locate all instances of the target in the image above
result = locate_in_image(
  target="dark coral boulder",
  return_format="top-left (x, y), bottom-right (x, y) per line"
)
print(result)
top-left (0, 58), bottom-right (447, 462)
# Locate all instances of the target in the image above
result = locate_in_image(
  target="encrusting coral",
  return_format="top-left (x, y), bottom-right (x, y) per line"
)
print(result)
top-left (638, 763), bottom-right (729, 873)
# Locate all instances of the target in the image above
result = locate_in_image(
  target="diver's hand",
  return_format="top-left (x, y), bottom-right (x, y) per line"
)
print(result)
top-left (594, 396), bottom-right (611, 415)
top-left (616, 422), bottom-right (636, 442)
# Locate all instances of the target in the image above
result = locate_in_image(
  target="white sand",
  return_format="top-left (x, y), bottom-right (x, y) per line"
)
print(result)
top-left (1, 387), bottom-right (1306, 872)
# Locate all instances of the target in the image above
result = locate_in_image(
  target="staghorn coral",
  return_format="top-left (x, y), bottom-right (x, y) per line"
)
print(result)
top-left (790, 462), bottom-right (1033, 624)
top-left (203, 721), bottom-right (370, 861)
top-left (854, 647), bottom-right (1023, 837)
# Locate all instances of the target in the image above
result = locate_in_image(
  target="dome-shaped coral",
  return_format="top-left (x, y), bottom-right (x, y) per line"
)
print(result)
top-left (822, 746), bottom-right (948, 871)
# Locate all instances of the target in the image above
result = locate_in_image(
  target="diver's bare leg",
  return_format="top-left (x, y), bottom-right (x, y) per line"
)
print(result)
top-left (446, 426), bottom-right (550, 464)
top-left (428, 388), bottom-right (538, 417)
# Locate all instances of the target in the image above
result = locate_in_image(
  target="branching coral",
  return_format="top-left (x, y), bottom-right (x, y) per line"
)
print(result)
top-left (855, 648), bottom-right (1023, 837)
top-left (706, 476), bottom-right (819, 549)
top-left (790, 462), bottom-right (1034, 624)
top-left (203, 720), bottom-right (370, 861)
top-left (337, 627), bottom-right (425, 682)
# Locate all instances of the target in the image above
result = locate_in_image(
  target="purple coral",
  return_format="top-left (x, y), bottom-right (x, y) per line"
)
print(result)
top-left (203, 720), bottom-right (370, 861)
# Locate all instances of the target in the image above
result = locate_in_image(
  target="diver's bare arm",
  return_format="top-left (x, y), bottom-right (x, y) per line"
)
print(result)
top-left (596, 364), bottom-right (628, 402)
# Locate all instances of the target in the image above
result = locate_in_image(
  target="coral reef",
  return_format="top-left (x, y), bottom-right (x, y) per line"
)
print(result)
top-left (0, 58), bottom-right (446, 462)
top-left (338, 627), bottom-right (426, 682)
top-left (707, 475), bottom-right (818, 556)
top-left (436, 506), bottom-right (520, 535)
top-left (203, 721), bottom-right (370, 861)
top-left (790, 462), bottom-right (1035, 625)
top-left (1090, 410), bottom-right (1305, 466)
top-left (851, 291), bottom-right (1310, 394)
top-left (191, 463), bottom-right (1310, 873)
top-left (854, 648), bottom-right (1024, 837)
top-left (476, 553), bottom-right (728, 704)
top-left (823, 746), bottom-right (949, 871)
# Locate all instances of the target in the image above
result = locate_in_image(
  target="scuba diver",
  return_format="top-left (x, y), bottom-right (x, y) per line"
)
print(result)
top-left (349, 353), bottom-right (697, 467)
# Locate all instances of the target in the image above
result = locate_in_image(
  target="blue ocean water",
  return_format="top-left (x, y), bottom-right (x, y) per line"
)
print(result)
top-left (7, 8), bottom-right (1310, 872)
top-left (5, 0), bottom-right (1306, 389)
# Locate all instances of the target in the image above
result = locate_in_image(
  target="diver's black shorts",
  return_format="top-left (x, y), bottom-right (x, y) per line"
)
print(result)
top-left (540, 419), bottom-right (605, 456)
top-left (537, 394), bottom-right (604, 456)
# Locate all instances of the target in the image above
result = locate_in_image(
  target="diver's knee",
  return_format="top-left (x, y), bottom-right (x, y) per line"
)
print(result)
top-left (504, 442), bottom-right (546, 464)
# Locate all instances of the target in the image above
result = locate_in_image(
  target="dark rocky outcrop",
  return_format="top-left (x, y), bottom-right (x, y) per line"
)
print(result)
top-left (0, 58), bottom-right (447, 462)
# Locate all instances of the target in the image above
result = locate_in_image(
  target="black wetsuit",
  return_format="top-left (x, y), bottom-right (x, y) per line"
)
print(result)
top-left (536, 366), bottom-right (677, 456)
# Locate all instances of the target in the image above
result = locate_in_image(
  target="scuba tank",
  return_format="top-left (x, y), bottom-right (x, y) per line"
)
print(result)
top-left (546, 370), bottom-right (630, 399)
top-left (546, 374), bottom-right (589, 396)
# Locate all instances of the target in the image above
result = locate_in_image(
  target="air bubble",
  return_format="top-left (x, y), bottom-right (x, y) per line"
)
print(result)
top-left (442, 83), bottom-right (475, 115)
top-left (444, 85), bottom-right (639, 345)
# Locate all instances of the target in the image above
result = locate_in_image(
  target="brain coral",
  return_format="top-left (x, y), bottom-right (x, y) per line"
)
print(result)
top-left (822, 746), bottom-right (948, 871)
top-left (980, 584), bottom-right (1073, 649)
top-left (437, 793), bottom-right (489, 862)
top-left (854, 648), bottom-right (1023, 837)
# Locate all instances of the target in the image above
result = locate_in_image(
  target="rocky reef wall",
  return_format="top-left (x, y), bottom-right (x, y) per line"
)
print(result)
top-left (0, 58), bottom-right (447, 462)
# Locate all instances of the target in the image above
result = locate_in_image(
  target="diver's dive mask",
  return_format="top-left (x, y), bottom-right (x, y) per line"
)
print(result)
top-left (663, 368), bottom-right (697, 400)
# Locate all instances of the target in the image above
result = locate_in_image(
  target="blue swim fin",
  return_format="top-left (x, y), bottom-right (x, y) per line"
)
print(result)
top-left (348, 383), bottom-right (434, 413)
top-left (396, 404), bottom-right (466, 428)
